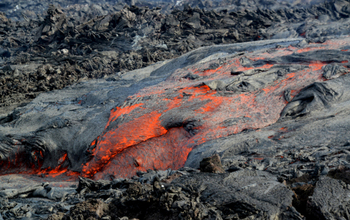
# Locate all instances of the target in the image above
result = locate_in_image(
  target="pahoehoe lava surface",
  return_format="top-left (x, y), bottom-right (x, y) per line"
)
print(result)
top-left (2, 35), bottom-right (350, 181)
top-left (3, 0), bottom-right (350, 219)
top-left (0, 37), bottom-right (344, 179)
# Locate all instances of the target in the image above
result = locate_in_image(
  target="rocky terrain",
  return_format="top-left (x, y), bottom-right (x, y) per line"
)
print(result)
top-left (1, 0), bottom-right (350, 114)
top-left (2, 0), bottom-right (350, 219)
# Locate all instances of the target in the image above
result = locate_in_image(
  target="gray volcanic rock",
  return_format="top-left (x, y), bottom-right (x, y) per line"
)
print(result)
top-left (199, 154), bottom-right (225, 173)
top-left (185, 47), bottom-right (350, 180)
top-left (187, 70), bottom-right (350, 178)
top-left (2, 35), bottom-right (350, 182)
top-left (0, 60), bottom-right (167, 173)
top-left (169, 170), bottom-right (302, 219)
top-left (0, 168), bottom-right (302, 220)
top-left (69, 169), bottom-right (302, 220)
top-left (307, 176), bottom-right (350, 219)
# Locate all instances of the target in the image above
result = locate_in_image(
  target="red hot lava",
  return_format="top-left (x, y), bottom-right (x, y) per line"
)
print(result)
top-left (82, 38), bottom-right (350, 179)
top-left (1, 38), bottom-right (350, 180)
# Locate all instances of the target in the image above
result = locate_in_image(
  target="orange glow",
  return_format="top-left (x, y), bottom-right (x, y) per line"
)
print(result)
top-left (198, 66), bottom-right (223, 76)
top-left (105, 103), bottom-right (144, 129)
top-left (93, 127), bottom-right (192, 179)
top-left (309, 62), bottom-right (325, 71)
top-left (280, 127), bottom-right (288, 131)
top-left (195, 99), bottom-right (223, 113)
top-left (297, 47), bottom-right (326, 53)
top-left (250, 57), bottom-right (265, 61)
top-left (253, 157), bottom-right (264, 161)
top-left (82, 110), bottom-right (168, 177)
top-left (0, 152), bottom-right (78, 181)
top-left (84, 54), bottom-right (326, 179)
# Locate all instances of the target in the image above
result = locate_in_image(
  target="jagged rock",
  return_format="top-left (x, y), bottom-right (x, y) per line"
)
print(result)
top-left (106, 170), bottom-right (303, 219)
top-left (48, 212), bottom-right (65, 220)
top-left (327, 166), bottom-right (350, 184)
top-left (292, 183), bottom-right (315, 217)
top-left (2, 35), bottom-right (350, 184)
top-left (199, 154), bottom-right (225, 173)
top-left (64, 199), bottom-right (109, 220)
top-left (1, 0), bottom-right (350, 114)
top-left (307, 176), bottom-right (350, 219)
top-left (322, 63), bottom-right (348, 79)
top-left (77, 176), bottom-right (111, 193)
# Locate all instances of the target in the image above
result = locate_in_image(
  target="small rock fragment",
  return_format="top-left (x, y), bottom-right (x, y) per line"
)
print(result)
top-left (199, 154), bottom-right (225, 173)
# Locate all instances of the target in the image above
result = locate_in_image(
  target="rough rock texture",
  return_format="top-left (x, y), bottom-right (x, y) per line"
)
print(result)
top-left (307, 176), bottom-right (350, 219)
top-left (2, 0), bottom-right (350, 113)
top-left (0, 0), bottom-right (330, 21)
top-left (0, 168), bottom-right (304, 220)
top-left (199, 154), bottom-right (225, 173)
top-left (2, 35), bottom-right (350, 181)
top-left (107, 170), bottom-right (302, 220)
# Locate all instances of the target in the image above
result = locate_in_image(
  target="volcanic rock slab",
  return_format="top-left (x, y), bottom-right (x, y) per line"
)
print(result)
top-left (307, 176), bottom-right (350, 219)
top-left (3, 36), bottom-right (350, 217)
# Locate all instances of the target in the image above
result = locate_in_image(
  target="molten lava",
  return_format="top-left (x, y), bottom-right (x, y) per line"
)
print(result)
top-left (81, 38), bottom-right (350, 179)
top-left (2, 37), bottom-right (350, 180)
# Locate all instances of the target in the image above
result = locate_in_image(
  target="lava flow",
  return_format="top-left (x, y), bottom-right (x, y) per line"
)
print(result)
top-left (0, 149), bottom-right (78, 181)
top-left (1, 37), bottom-right (350, 180)
top-left (82, 38), bottom-right (350, 179)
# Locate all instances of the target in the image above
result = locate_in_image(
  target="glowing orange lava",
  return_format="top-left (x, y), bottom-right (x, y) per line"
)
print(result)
top-left (82, 38), bottom-right (342, 179)
top-left (3, 37), bottom-right (350, 180)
